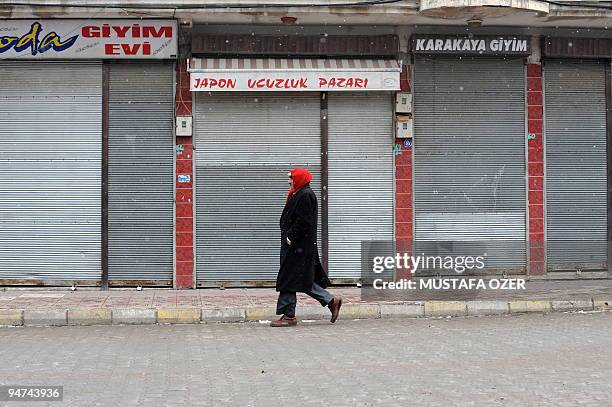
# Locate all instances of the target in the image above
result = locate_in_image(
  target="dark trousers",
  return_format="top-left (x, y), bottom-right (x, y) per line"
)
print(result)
top-left (276, 282), bottom-right (333, 318)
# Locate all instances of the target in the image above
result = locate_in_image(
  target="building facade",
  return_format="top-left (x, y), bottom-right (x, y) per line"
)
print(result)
top-left (0, 0), bottom-right (610, 288)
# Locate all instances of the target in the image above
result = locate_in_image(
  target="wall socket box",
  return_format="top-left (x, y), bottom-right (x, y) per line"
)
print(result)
top-left (176, 116), bottom-right (193, 136)
top-left (396, 115), bottom-right (413, 138)
top-left (395, 92), bottom-right (412, 114)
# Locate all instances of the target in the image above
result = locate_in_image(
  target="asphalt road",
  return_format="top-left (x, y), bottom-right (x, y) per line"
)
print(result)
top-left (1, 312), bottom-right (612, 406)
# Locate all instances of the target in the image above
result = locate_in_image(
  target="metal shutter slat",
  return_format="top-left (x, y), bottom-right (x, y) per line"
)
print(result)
top-left (0, 61), bottom-right (102, 280)
top-left (328, 92), bottom-right (394, 279)
top-left (195, 92), bottom-right (321, 282)
top-left (107, 62), bottom-right (175, 282)
top-left (413, 57), bottom-right (527, 274)
top-left (544, 60), bottom-right (608, 271)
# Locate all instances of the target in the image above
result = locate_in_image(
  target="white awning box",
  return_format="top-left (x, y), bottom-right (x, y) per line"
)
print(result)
top-left (188, 58), bottom-right (401, 92)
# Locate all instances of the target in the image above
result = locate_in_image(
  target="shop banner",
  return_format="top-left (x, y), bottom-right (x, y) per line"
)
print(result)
top-left (412, 35), bottom-right (530, 56)
top-left (0, 20), bottom-right (177, 59)
top-left (190, 71), bottom-right (400, 92)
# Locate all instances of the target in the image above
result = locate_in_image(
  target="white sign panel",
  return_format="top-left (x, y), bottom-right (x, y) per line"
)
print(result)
top-left (190, 71), bottom-right (400, 92)
top-left (0, 20), bottom-right (177, 59)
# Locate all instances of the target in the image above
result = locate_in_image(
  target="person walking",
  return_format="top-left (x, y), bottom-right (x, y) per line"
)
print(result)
top-left (271, 167), bottom-right (342, 327)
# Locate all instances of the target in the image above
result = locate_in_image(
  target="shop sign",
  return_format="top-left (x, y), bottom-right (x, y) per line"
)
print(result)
top-left (190, 71), bottom-right (400, 92)
top-left (412, 35), bottom-right (530, 56)
top-left (0, 20), bottom-right (177, 59)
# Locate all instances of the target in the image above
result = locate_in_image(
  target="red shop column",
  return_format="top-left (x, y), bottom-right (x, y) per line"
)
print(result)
top-left (395, 64), bottom-right (414, 280)
top-left (175, 60), bottom-right (195, 289)
top-left (527, 63), bottom-right (545, 276)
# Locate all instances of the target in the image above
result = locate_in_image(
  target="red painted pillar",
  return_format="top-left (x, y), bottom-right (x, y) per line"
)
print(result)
top-left (395, 64), bottom-right (413, 280)
top-left (527, 63), bottom-right (545, 276)
top-left (175, 60), bottom-right (195, 289)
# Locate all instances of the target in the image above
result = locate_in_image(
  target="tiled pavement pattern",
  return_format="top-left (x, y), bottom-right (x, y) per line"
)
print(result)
top-left (1, 280), bottom-right (612, 309)
top-left (1, 313), bottom-right (612, 406)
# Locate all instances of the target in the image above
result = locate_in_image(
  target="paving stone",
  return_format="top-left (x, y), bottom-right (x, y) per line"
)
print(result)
top-left (593, 299), bottom-right (612, 311)
top-left (112, 308), bottom-right (157, 325)
top-left (24, 309), bottom-right (67, 326)
top-left (341, 304), bottom-right (381, 319)
top-left (424, 301), bottom-right (467, 316)
top-left (157, 308), bottom-right (201, 324)
top-left (380, 303), bottom-right (424, 318)
top-left (467, 301), bottom-right (509, 316)
top-left (245, 306), bottom-right (277, 321)
top-left (551, 300), bottom-right (593, 311)
top-left (509, 300), bottom-right (551, 313)
top-left (0, 309), bottom-right (23, 326)
top-left (201, 308), bottom-right (246, 323)
top-left (68, 308), bottom-right (112, 325)
top-left (1, 313), bottom-right (612, 406)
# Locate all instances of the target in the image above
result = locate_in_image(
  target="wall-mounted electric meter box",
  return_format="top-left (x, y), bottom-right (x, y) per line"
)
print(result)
top-left (395, 115), bottom-right (413, 138)
top-left (395, 92), bottom-right (412, 114)
top-left (176, 116), bottom-right (193, 137)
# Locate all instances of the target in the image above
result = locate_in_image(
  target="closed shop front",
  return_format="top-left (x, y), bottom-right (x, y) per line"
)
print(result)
top-left (194, 92), bottom-right (322, 283)
top-left (108, 62), bottom-right (175, 283)
top-left (0, 61), bottom-right (103, 282)
top-left (412, 36), bottom-right (530, 273)
top-left (544, 59), bottom-right (608, 271)
top-left (0, 20), bottom-right (177, 285)
top-left (328, 92), bottom-right (394, 278)
top-left (189, 58), bottom-right (399, 285)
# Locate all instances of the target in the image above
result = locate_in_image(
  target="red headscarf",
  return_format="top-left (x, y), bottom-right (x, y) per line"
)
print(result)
top-left (286, 168), bottom-right (313, 202)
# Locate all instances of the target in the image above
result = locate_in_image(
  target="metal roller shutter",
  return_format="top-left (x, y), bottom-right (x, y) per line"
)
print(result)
top-left (544, 60), bottom-right (608, 271)
top-left (195, 92), bottom-right (321, 283)
top-left (413, 57), bottom-right (527, 274)
top-left (108, 62), bottom-right (175, 282)
top-left (328, 92), bottom-right (394, 279)
top-left (0, 61), bottom-right (102, 281)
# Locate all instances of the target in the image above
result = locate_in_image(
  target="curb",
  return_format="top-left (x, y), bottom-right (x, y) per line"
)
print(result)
top-left (0, 299), bottom-right (609, 327)
top-left (0, 309), bottom-right (23, 326)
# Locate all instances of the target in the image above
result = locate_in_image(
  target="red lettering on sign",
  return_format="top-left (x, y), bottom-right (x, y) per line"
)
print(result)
top-left (81, 24), bottom-right (173, 39)
top-left (246, 78), bottom-right (309, 89)
top-left (81, 26), bottom-right (98, 38)
top-left (318, 77), bottom-right (369, 89)
top-left (121, 43), bottom-right (141, 55)
top-left (104, 43), bottom-right (120, 55)
top-left (132, 24), bottom-right (141, 38)
top-left (194, 78), bottom-right (238, 89)
top-left (113, 26), bottom-right (130, 38)
top-left (142, 26), bottom-right (173, 38)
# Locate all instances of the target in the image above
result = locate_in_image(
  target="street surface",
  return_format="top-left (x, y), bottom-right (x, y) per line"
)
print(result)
top-left (1, 312), bottom-right (612, 406)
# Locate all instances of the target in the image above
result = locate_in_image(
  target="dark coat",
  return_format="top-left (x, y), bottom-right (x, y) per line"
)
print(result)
top-left (276, 184), bottom-right (331, 292)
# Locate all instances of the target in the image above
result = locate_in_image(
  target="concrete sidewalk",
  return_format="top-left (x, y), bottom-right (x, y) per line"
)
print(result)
top-left (1, 280), bottom-right (612, 326)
